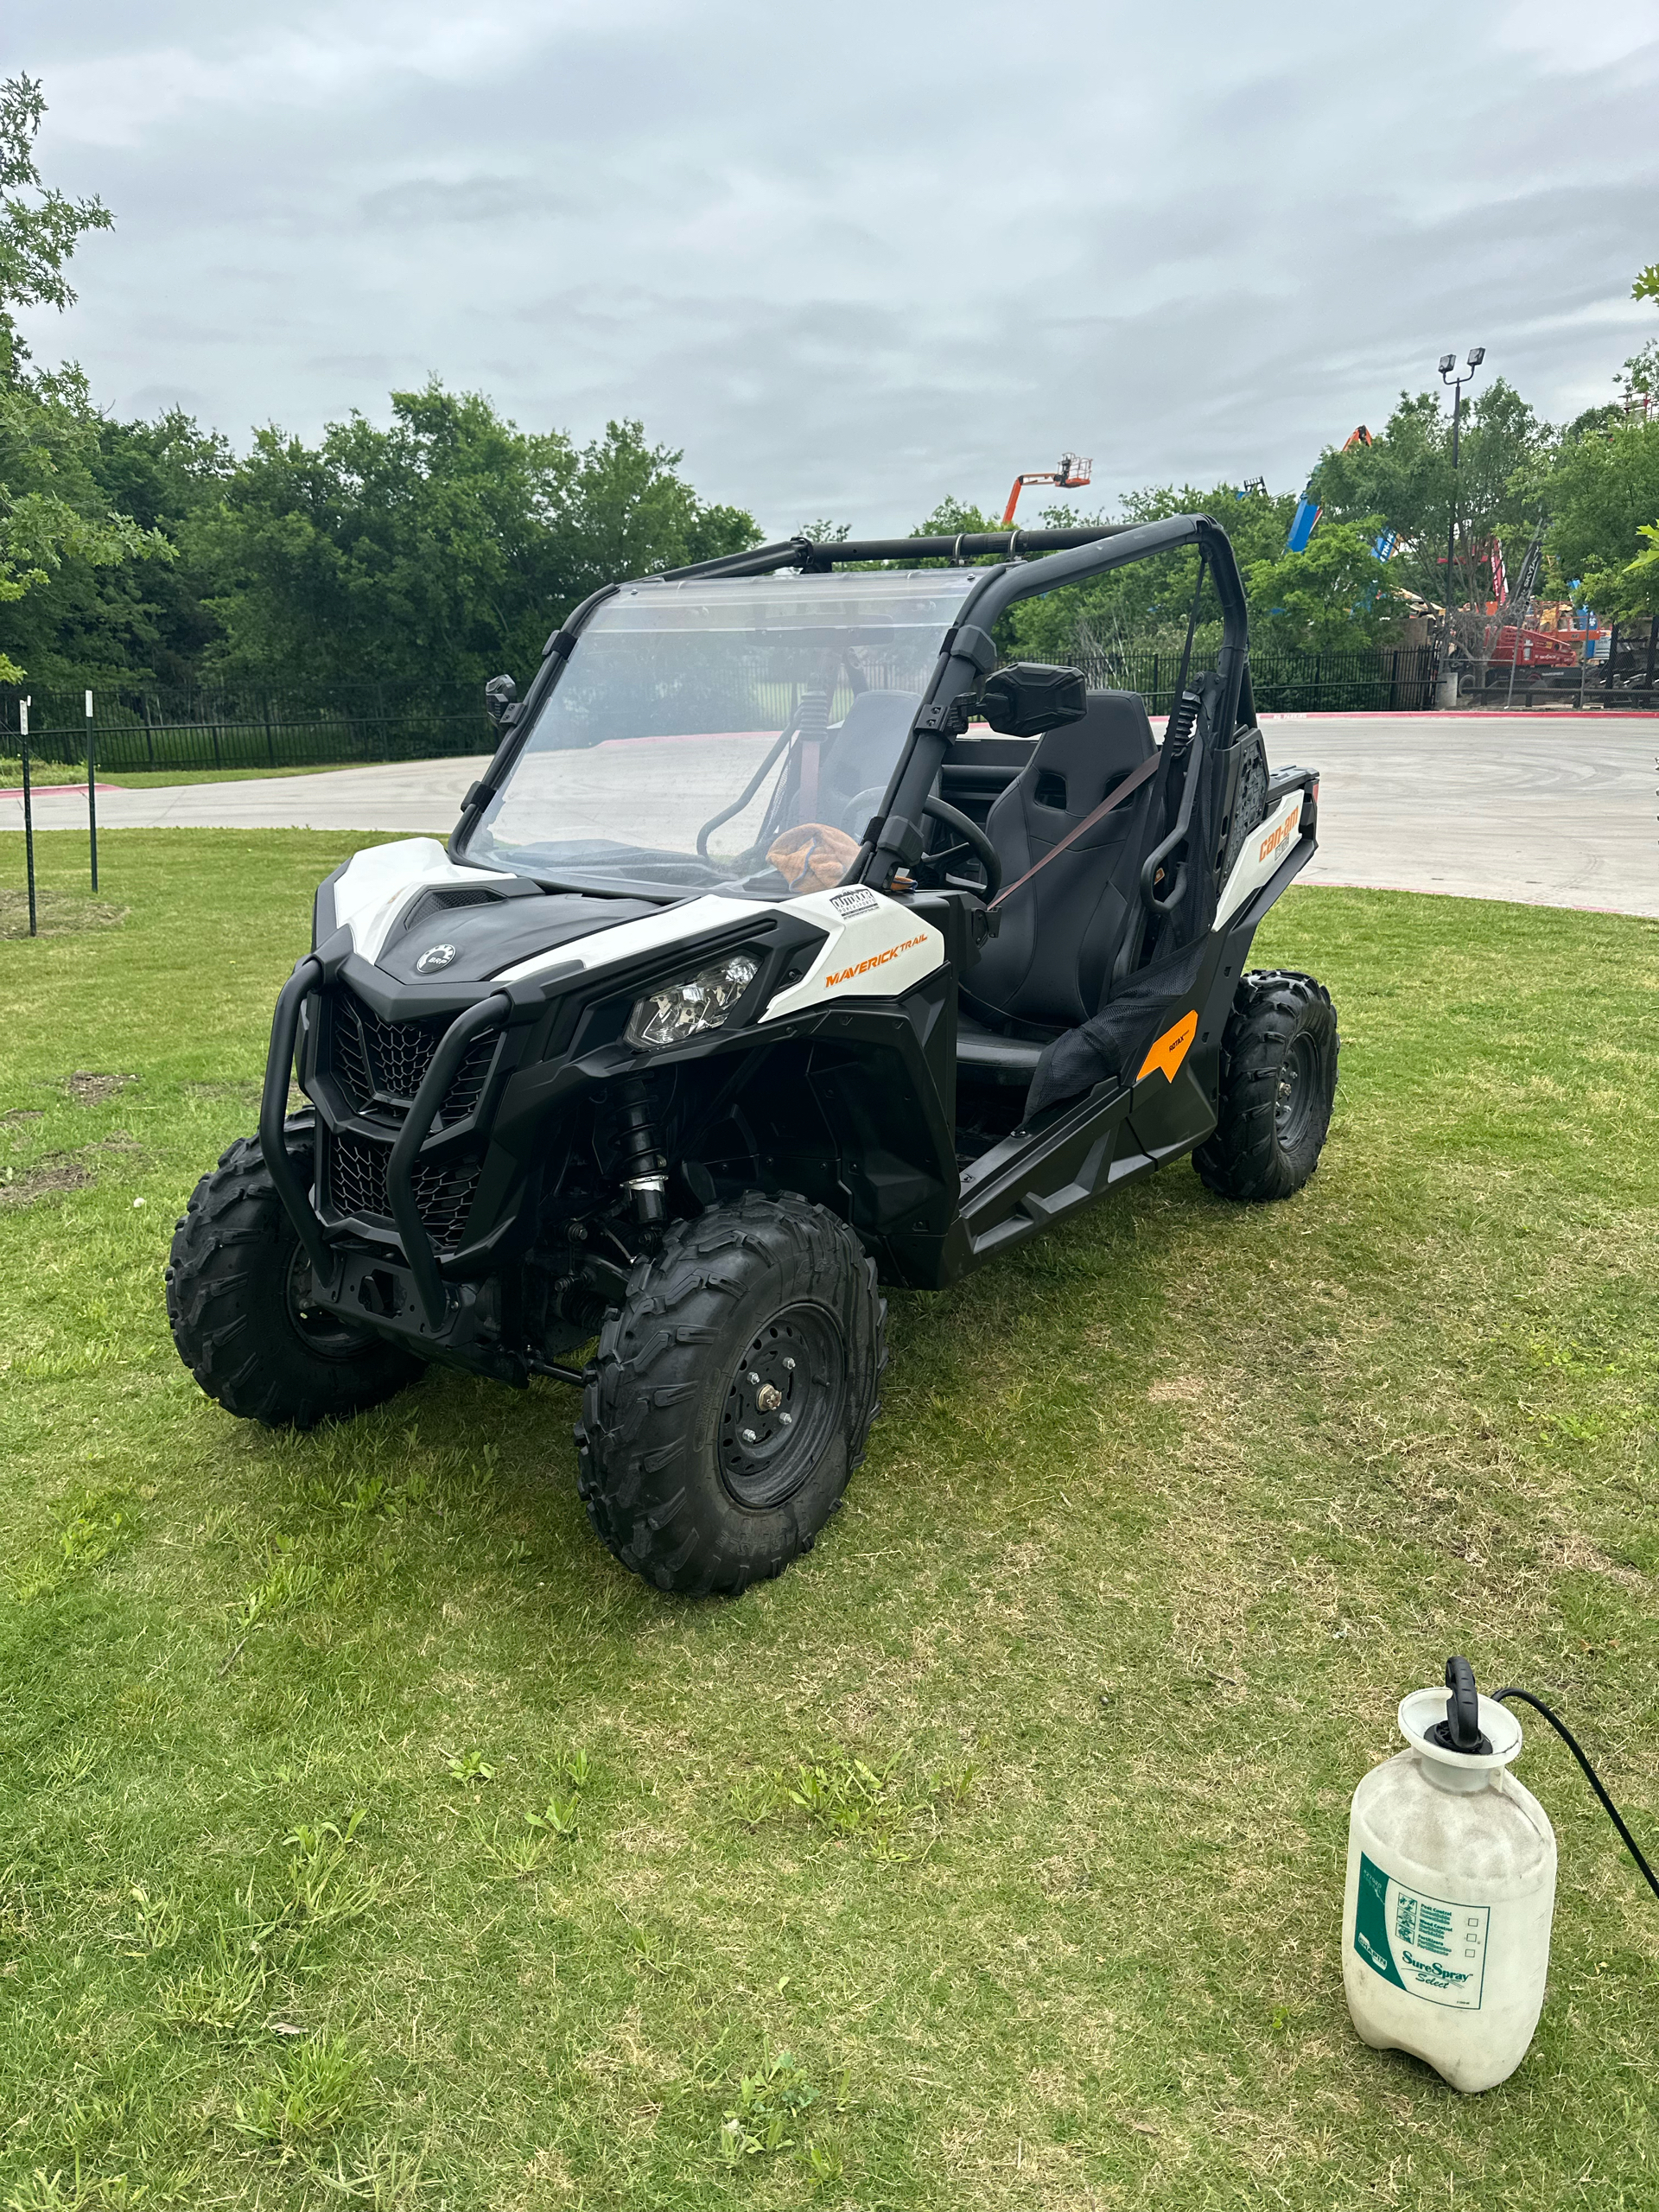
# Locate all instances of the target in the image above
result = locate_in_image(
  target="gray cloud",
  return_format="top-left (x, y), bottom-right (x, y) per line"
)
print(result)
top-left (10, 0), bottom-right (1658, 531)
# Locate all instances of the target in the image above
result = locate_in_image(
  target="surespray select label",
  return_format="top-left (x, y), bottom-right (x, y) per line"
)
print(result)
top-left (1353, 1853), bottom-right (1491, 2010)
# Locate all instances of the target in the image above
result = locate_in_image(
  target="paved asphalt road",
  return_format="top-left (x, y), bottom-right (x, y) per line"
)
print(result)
top-left (6, 713), bottom-right (1656, 918)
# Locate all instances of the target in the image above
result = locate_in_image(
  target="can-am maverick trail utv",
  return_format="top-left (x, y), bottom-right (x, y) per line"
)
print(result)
top-left (168, 515), bottom-right (1338, 1593)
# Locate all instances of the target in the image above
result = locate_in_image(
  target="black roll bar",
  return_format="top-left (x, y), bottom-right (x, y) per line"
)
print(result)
top-left (385, 993), bottom-right (512, 1327)
top-left (848, 513), bottom-right (1250, 892)
top-left (260, 957), bottom-right (333, 1283)
top-left (662, 525), bottom-right (1135, 582)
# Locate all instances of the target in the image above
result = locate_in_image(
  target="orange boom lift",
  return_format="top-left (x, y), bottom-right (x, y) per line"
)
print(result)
top-left (1001, 452), bottom-right (1092, 526)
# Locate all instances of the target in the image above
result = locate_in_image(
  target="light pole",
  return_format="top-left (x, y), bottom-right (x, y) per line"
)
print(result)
top-left (1439, 346), bottom-right (1484, 695)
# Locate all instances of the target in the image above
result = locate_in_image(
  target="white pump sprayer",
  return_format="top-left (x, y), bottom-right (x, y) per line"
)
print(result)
top-left (1343, 1656), bottom-right (1555, 2093)
top-left (1344, 1656), bottom-right (1659, 2092)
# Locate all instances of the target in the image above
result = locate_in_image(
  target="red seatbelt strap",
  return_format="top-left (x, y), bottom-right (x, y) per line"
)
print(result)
top-left (988, 747), bottom-right (1162, 912)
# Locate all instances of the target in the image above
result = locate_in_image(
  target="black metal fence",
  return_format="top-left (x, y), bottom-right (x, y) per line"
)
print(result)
top-left (0, 645), bottom-right (1448, 775)
top-left (1076, 644), bottom-right (1439, 715)
top-left (0, 683), bottom-right (493, 772)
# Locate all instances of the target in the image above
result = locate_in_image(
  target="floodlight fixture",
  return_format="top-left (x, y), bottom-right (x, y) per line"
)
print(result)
top-left (1467, 346), bottom-right (1485, 369)
top-left (1439, 353), bottom-right (1457, 374)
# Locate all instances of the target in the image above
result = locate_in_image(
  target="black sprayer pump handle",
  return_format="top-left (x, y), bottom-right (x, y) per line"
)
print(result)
top-left (1446, 1656), bottom-right (1484, 1751)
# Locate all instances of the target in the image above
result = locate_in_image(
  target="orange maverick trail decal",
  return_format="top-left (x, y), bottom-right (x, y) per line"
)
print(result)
top-left (823, 933), bottom-right (931, 989)
top-left (1137, 1009), bottom-right (1198, 1084)
top-left (1257, 798), bottom-right (1302, 867)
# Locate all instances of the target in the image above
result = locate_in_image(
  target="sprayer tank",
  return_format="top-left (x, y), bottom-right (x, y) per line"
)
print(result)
top-left (1343, 1688), bottom-right (1556, 2094)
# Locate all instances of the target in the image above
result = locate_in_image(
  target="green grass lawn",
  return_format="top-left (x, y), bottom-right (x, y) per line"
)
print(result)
top-left (3, 829), bottom-right (1656, 2212)
top-left (1, 761), bottom-right (385, 791)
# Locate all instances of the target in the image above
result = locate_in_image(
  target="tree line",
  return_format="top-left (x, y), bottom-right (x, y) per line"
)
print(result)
top-left (3, 71), bottom-right (1656, 701)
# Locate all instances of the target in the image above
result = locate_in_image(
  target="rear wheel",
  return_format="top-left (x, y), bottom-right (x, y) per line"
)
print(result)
top-left (575, 1192), bottom-right (886, 1595)
top-left (1193, 969), bottom-right (1338, 1202)
top-left (167, 1124), bottom-right (423, 1428)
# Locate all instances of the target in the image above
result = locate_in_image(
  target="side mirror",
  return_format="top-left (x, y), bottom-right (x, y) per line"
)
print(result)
top-left (978, 662), bottom-right (1086, 738)
top-left (484, 673), bottom-right (518, 728)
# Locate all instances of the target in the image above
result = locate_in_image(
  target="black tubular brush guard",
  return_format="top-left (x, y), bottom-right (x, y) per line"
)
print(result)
top-left (260, 957), bottom-right (332, 1283)
top-left (260, 959), bottom-right (512, 1329)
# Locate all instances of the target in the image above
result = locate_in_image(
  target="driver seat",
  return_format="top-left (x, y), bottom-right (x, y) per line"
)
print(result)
top-left (966, 690), bottom-right (1157, 1035)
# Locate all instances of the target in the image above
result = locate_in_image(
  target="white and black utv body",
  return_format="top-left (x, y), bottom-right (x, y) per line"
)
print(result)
top-left (168, 515), bottom-right (1338, 1592)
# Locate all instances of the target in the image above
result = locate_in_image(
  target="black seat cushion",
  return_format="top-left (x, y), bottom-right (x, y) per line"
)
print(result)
top-left (971, 690), bottom-right (1157, 1027)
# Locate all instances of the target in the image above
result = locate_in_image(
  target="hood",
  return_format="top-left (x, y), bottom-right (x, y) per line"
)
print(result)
top-left (375, 888), bottom-right (663, 984)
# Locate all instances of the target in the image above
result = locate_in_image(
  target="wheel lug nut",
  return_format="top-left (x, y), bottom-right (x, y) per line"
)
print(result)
top-left (783, 1357), bottom-right (796, 1370)
top-left (747, 1370), bottom-right (760, 1384)
top-left (779, 1411), bottom-right (792, 1426)
top-left (741, 1427), bottom-right (757, 1443)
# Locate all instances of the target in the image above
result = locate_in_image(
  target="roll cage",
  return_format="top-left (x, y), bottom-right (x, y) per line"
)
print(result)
top-left (447, 516), bottom-right (1254, 882)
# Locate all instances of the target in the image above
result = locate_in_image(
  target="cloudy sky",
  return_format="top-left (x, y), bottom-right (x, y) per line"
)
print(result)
top-left (10, 0), bottom-right (1658, 532)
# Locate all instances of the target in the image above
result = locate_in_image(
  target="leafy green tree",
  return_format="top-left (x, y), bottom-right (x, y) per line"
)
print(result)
top-left (0, 74), bottom-right (163, 684)
top-left (1244, 518), bottom-right (1395, 650)
top-left (1545, 416), bottom-right (1659, 619)
top-left (189, 391), bottom-right (759, 690)
top-left (1307, 380), bottom-right (1552, 614)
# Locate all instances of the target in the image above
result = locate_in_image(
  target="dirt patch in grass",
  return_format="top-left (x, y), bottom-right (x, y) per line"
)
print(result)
top-left (0, 1108), bottom-right (44, 1128)
top-left (0, 1132), bottom-right (140, 1205)
top-left (0, 1154), bottom-right (95, 1205)
top-left (67, 1071), bottom-right (138, 1103)
top-left (0, 887), bottom-right (128, 939)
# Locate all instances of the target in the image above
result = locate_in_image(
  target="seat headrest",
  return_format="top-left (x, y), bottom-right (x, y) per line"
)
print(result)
top-left (1025, 690), bottom-right (1154, 790)
top-left (829, 689), bottom-right (919, 740)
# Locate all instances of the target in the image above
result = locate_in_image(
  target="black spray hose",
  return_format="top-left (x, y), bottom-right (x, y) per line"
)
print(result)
top-left (1495, 1688), bottom-right (1659, 1903)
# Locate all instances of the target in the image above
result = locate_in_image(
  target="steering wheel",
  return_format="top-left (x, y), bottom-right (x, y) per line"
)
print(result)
top-left (914, 795), bottom-right (1001, 901)
top-left (839, 784), bottom-right (887, 839)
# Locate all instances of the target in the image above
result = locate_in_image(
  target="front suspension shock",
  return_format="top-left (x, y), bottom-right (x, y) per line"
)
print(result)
top-left (613, 1077), bottom-right (667, 1228)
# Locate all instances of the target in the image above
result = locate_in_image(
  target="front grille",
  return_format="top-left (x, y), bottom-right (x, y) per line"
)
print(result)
top-left (330, 994), bottom-right (499, 1126)
top-left (328, 1130), bottom-right (481, 1255)
top-left (351, 1001), bottom-right (440, 1099)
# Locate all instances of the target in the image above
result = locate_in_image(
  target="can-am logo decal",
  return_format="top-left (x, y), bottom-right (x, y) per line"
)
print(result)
top-left (1257, 799), bottom-right (1302, 865)
top-left (416, 942), bottom-right (458, 973)
top-left (827, 887), bottom-right (879, 917)
top-left (823, 933), bottom-right (930, 989)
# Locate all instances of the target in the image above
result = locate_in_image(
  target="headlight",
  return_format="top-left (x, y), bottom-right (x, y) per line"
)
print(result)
top-left (626, 951), bottom-right (760, 1050)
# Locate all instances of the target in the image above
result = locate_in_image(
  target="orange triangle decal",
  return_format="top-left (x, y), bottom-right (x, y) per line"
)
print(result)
top-left (1137, 1009), bottom-right (1198, 1084)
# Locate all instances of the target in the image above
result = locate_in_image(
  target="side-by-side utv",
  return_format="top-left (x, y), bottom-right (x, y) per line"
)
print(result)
top-left (168, 515), bottom-right (1338, 1592)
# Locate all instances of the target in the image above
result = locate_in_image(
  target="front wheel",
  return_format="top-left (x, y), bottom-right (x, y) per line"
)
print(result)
top-left (166, 1126), bottom-right (424, 1428)
top-left (575, 1193), bottom-right (887, 1595)
top-left (1193, 969), bottom-right (1339, 1202)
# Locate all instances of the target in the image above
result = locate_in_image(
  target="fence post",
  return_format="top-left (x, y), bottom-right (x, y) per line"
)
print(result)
top-left (20, 699), bottom-right (37, 938)
top-left (1605, 621), bottom-right (1619, 700)
top-left (210, 694), bottom-right (222, 768)
top-left (86, 688), bottom-right (98, 891)
top-left (1151, 654), bottom-right (1160, 716)
top-left (143, 694), bottom-right (156, 766)
top-left (1647, 615), bottom-right (1659, 707)
top-left (264, 690), bottom-right (276, 767)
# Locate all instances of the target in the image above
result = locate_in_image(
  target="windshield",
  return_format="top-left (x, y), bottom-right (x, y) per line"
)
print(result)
top-left (459, 569), bottom-right (982, 898)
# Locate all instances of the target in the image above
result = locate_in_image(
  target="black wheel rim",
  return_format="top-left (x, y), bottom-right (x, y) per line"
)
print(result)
top-left (284, 1245), bottom-right (374, 1362)
top-left (717, 1303), bottom-right (845, 1510)
top-left (1275, 1033), bottom-right (1319, 1149)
